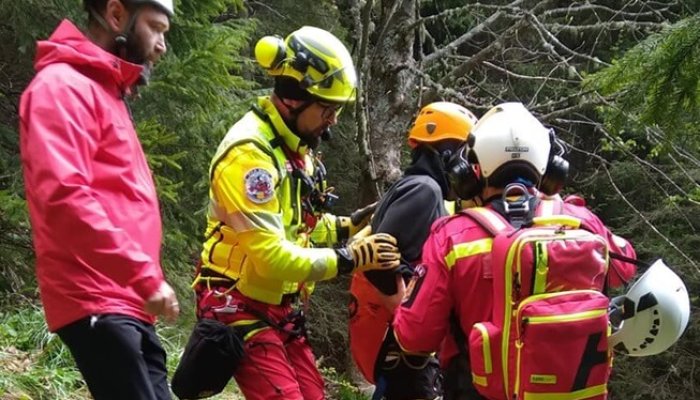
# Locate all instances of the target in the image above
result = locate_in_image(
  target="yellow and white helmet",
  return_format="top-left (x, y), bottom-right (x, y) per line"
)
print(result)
top-left (254, 26), bottom-right (358, 103)
top-left (609, 259), bottom-right (690, 357)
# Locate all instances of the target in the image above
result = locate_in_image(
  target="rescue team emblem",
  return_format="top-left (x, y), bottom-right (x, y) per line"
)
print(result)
top-left (245, 168), bottom-right (274, 204)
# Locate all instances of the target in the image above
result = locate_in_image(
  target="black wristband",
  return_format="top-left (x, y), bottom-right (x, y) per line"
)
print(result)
top-left (334, 248), bottom-right (354, 275)
top-left (336, 217), bottom-right (350, 242)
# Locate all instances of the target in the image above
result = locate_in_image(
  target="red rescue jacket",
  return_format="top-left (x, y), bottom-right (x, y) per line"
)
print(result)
top-left (393, 196), bottom-right (637, 368)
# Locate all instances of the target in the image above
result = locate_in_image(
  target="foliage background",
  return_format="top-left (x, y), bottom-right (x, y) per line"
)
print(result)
top-left (1, 0), bottom-right (698, 399)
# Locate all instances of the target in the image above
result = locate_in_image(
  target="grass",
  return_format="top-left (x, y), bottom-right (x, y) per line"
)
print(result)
top-left (0, 302), bottom-right (368, 400)
top-left (0, 304), bottom-right (86, 399)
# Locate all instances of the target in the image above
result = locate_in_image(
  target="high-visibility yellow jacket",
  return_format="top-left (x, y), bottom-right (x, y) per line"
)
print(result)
top-left (199, 97), bottom-right (341, 304)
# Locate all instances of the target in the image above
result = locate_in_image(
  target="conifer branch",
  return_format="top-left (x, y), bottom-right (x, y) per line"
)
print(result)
top-left (421, 0), bottom-right (525, 66)
top-left (602, 163), bottom-right (699, 275)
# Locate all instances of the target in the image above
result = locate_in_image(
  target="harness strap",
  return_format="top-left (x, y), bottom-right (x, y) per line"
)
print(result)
top-left (231, 320), bottom-right (269, 340)
top-left (251, 104), bottom-right (322, 230)
top-left (251, 105), bottom-right (285, 149)
top-left (240, 303), bottom-right (306, 340)
top-left (461, 207), bottom-right (511, 237)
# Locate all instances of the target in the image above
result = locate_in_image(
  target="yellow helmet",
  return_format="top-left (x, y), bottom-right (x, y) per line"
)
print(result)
top-left (254, 26), bottom-right (358, 103)
top-left (408, 102), bottom-right (478, 149)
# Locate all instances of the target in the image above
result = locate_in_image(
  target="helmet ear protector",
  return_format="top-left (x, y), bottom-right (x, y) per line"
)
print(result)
top-left (255, 35), bottom-right (286, 70)
top-left (255, 34), bottom-right (333, 91)
top-left (446, 134), bottom-right (483, 200)
top-left (538, 129), bottom-right (570, 196)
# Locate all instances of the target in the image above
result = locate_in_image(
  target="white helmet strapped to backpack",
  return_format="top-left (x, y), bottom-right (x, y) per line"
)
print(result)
top-left (609, 259), bottom-right (690, 357)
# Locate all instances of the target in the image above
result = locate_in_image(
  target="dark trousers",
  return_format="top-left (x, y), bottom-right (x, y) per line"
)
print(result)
top-left (372, 332), bottom-right (442, 400)
top-left (56, 314), bottom-right (171, 400)
top-left (443, 355), bottom-right (486, 400)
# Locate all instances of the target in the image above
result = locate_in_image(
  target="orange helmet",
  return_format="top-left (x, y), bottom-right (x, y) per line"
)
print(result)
top-left (407, 102), bottom-right (478, 149)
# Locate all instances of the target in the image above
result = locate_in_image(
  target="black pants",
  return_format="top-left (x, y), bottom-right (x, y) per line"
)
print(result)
top-left (374, 355), bottom-right (442, 400)
top-left (373, 331), bottom-right (442, 400)
top-left (443, 355), bottom-right (486, 400)
top-left (56, 314), bottom-right (171, 400)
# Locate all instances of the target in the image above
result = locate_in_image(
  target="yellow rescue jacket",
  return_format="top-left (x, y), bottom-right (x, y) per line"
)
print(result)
top-left (199, 97), bottom-right (341, 304)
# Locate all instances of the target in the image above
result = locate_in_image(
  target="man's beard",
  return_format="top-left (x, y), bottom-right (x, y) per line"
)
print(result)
top-left (299, 132), bottom-right (322, 150)
top-left (121, 33), bottom-right (152, 86)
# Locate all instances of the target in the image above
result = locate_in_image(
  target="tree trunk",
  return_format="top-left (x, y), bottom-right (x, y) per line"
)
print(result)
top-left (343, 0), bottom-right (418, 203)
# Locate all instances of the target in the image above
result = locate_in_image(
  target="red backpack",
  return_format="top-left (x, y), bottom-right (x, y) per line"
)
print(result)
top-left (459, 197), bottom-right (612, 400)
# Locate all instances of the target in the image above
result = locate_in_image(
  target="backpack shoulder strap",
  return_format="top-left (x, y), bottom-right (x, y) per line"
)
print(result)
top-left (461, 207), bottom-right (513, 237)
top-left (536, 197), bottom-right (564, 217)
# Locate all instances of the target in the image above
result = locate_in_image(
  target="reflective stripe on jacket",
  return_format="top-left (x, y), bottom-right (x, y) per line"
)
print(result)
top-left (393, 196), bottom-right (637, 368)
top-left (199, 96), bottom-right (339, 304)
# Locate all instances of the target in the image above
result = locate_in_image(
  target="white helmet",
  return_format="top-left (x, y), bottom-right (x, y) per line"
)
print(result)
top-left (609, 259), bottom-right (690, 357)
top-left (131, 0), bottom-right (174, 17)
top-left (471, 102), bottom-right (551, 187)
top-left (84, 0), bottom-right (174, 18)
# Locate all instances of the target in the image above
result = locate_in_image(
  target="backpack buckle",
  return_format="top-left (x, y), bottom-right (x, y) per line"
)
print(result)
top-left (502, 183), bottom-right (534, 228)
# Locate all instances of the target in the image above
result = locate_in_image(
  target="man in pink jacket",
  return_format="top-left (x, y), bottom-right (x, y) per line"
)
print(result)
top-left (19, 1), bottom-right (178, 399)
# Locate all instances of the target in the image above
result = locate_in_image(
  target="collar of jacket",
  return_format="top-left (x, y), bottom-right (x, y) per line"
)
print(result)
top-left (257, 96), bottom-right (309, 157)
top-left (404, 147), bottom-right (450, 198)
top-left (34, 19), bottom-right (143, 92)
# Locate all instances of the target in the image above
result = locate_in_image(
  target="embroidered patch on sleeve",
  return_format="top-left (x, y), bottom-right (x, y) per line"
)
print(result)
top-left (244, 168), bottom-right (275, 204)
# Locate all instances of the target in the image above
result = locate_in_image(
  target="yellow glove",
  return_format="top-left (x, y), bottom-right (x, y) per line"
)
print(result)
top-left (335, 233), bottom-right (400, 275)
top-left (351, 225), bottom-right (372, 242)
top-left (336, 201), bottom-right (378, 241)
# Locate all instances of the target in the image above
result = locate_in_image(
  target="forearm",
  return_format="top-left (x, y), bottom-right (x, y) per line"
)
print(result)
top-left (238, 229), bottom-right (338, 282)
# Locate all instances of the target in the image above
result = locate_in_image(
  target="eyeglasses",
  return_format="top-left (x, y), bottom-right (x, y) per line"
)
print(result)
top-left (316, 101), bottom-right (343, 119)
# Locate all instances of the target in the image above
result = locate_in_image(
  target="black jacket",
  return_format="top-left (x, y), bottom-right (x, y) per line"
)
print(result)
top-left (366, 148), bottom-right (450, 295)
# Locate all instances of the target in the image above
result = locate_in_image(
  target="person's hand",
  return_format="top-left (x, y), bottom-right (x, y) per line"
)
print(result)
top-left (350, 201), bottom-right (377, 228)
top-left (144, 281), bottom-right (179, 323)
top-left (335, 233), bottom-right (400, 274)
top-left (337, 202), bottom-right (378, 241)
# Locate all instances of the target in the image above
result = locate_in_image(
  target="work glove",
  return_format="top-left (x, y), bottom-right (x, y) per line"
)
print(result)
top-left (335, 233), bottom-right (400, 275)
top-left (336, 201), bottom-right (378, 241)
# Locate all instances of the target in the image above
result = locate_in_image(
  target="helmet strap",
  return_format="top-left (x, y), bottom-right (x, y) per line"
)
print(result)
top-left (87, 3), bottom-right (150, 87)
top-left (278, 97), bottom-right (320, 149)
top-left (279, 98), bottom-right (310, 130)
top-left (86, 2), bottom-right (139, 54)
top-left (115, 10), bottom-right (140, 54)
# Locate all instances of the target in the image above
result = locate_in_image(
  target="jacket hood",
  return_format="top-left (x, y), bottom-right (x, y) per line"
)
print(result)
top-left (34, 19), bottom-right (142, 89)
top-left (404, 147), bottom-right (451, 198)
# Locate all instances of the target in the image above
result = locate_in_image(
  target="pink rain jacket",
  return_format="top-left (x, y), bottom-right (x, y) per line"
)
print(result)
top-left (19, 20), bottom-right (164, 331)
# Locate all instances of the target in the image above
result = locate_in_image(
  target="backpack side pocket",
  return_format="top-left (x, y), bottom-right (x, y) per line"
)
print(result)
top-left (468, 322), bottom-right (506, 400)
